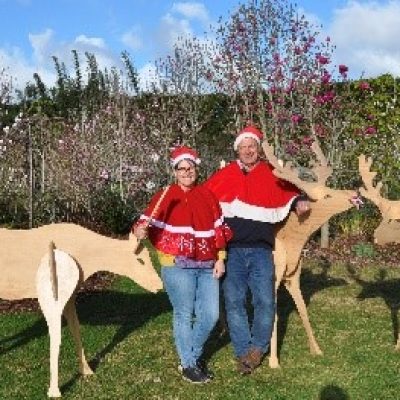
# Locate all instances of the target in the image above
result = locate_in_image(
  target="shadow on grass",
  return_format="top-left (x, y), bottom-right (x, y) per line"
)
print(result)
top-left (347, 264), bottom-right (400, 345)
top-left (60, 289), bottom-right (170, 394)
top-left (0, 289), bottom-right (170, 395)
top-left (319, 384), bottom-right (349, 399)
top-left (276, 258), bottom-right (348, 358)
top-left (0, 317), bottom-right (48, 355)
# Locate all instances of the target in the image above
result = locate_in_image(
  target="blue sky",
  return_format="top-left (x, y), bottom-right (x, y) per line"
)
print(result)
top-left (1, 0), bottom-right (399, 88)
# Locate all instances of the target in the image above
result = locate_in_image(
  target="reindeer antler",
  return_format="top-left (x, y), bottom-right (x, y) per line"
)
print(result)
top-left (358, 155), bottom-right (400, 219)
top-left (262, 140), bottom-right (330, 201)
top-left (310, 141), bottom-right (333, 186)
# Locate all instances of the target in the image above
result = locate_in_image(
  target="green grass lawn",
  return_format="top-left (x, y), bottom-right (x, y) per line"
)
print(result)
top-left (2, 261), bottom-right (400, 399)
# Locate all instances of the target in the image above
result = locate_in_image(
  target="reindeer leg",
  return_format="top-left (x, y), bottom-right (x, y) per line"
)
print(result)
top-left (45, 313), bottom-right (62, 398)
top-left (269, 278), bottom-right (281, 369)
top-left (270, 244), bottom-right (286, 369)
top-left (396, 335), bottom-right (400, 351)
top-left (283, 277), bottom-right (322, 356)
top-left (37, 246), bottom-right (81, 398)
top-left (63, 295), bottom-right (94, 376)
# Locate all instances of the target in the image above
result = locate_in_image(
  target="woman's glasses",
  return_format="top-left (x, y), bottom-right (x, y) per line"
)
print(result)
top-left (176, 166), bottom-right (196, 173)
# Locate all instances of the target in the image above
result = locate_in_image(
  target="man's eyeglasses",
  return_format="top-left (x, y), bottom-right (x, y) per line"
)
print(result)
top-left (176, 166), bottom-right (196, 173)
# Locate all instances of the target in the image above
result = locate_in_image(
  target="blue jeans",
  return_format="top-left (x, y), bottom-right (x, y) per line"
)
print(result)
top-left (222, 247), bottom-right (275, 358)
top-left (161, 266), bottom-right (219, 368)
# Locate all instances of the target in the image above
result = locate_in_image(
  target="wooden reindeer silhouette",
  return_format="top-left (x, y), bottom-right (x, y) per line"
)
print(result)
top-left (358, 155), bottom-right (400, 245)
top-left (0, 223), bottom-right (163, 398)
top-left (262, 140), bottom-right (356, 368)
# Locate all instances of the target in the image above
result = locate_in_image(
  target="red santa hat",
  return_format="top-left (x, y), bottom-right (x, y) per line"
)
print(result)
top-left (233, 125), bottom-right (264, 150)
top-left (170, 146), bottom-right (201, 167)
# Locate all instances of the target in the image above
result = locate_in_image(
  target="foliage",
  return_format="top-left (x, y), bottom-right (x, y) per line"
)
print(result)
top-left (1, 0), bottom-right (400, 232)
top-left (333, 201), bottom-right (380, 238)
top-left (351, 242), bottom-right (375, 258)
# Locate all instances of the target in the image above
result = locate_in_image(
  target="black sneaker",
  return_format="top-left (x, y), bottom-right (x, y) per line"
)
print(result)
top-left (178, 361), bottom-right (214, 380)
top-left (196, 360), bottom-right (214, 380)
top-left (181, 366), bottom-right (210, 383)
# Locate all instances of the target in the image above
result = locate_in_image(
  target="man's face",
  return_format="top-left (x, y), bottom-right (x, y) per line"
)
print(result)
top-left (237, 137), bottom-right (260, 168)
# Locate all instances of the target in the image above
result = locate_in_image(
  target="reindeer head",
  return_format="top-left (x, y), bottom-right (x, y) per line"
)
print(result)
top-left (122, 233), bottom-right (163, 293)
top-left (262, 140), bottom-right (344, 201)
top-left (358, 155), bottom-right (400, 245)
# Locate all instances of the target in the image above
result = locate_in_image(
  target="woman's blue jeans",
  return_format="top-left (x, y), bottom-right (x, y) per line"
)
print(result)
top-left (222, 247), bottom-right (275, 358)
top-left (161, 266), bottom-right (219, 368)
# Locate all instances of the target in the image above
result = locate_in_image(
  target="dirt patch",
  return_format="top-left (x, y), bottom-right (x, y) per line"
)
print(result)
top-left (0, 272), bottom-right (114, 314)
top-left (304, 235), bottom-right (400, 268)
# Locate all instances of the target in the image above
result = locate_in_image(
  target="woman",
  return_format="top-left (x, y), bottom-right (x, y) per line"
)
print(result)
top-left (133, 145), bottom-right (232, 383)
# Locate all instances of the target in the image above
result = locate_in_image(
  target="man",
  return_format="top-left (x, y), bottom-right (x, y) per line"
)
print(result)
top-left (205, 124), bottom-right (309, 374)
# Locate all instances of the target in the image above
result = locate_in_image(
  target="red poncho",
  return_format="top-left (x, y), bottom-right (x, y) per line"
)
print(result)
top-left (205, 160), bottom-right (300, 223)
top-left (137, 184), bottom-right (232, 261)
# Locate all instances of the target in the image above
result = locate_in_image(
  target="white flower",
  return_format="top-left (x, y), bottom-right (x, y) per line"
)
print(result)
top-left (146, 180), bottom-right (156, 190)
top-left (150, 153), bottom-right (160, 162)
top-left (100, 169), bottom-right (110, 180)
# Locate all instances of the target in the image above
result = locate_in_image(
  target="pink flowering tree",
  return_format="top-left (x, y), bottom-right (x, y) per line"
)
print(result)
top-left (203, 0), bottom-right (375, 173)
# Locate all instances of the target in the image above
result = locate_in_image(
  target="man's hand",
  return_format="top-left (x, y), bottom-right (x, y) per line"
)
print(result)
top-left (133, 223), bottom-right (148, 240)
top-left (213, 259), bottom-right (225, 279)
top-left (295, 200), bottom-right (310, 216)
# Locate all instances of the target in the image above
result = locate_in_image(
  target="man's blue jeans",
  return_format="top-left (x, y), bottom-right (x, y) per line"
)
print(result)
top-left (222, 247), bottom-right (275, 358)
top-left (161, 266), bottom-right (219, 368)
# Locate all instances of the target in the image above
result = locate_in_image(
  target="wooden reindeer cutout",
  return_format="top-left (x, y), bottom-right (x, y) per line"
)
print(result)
top-left (0, 223), bottom-right (163, 398)
top-left (262, 141), bottom-right (356, 368)
top-left (358, 155), bottom-right (400, 245)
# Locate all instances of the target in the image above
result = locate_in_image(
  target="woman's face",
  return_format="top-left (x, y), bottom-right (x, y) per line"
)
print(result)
top-left (174, 159), bottom-right (197, 190)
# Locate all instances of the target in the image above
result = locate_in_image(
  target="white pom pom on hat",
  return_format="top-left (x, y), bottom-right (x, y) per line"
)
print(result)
top-left (170, 145), bottom-right (201, 167)
top-left (233, 125), bottom-right (264, 150)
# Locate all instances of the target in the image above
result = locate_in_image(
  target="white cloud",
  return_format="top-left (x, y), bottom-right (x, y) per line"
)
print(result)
top-left (0, 47), bottom-right (56, 90)
top-left (329, 1), bottom-right (400, 77)
top-left (75, 35), bottom-right (106, 49)
top-left (153, 13), bottom-right (193, 54)
top-left (171, 2), bottom-right (210, 24)
top-left (28, 28), bottom-right (53, 64)
top-left (1, 30), bottom-right (122, 90)
top-left (137, 62), bottom-right (162, 92)
top-left (121, 28), bottom-right (143, 51)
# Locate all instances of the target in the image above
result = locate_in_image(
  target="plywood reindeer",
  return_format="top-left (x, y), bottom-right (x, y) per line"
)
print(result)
top-left (358, 155), bottom-right (400, 245)
top-left (262, 140), bottom-right (357, 368)
top-left (0, 223), bottom-right (163, 398)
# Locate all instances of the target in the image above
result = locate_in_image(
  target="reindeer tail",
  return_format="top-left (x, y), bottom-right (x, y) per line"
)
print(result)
top-left (49, 241), bottom-right (58, 301)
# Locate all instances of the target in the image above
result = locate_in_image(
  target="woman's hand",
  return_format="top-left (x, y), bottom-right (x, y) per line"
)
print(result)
top-left (213, 259), bottom-right (225, 279)
top-left (133, 223), bottom-right (148, 240)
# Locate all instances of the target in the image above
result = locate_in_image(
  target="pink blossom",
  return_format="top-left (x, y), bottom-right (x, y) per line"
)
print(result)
top-left (100, 169), bottom-right (110, 180)
top-left (339, 64), bottom-right (348, 76)
top-left (364, 126), bottom-right (377, 135)
top-left (316, 54), bottom-right (329, 65)
top-left (302, 136), bottom-right (313, 147)
top-left (315, 91), bottom-right (335, 104)
top-left (291, 114), bottom-right (303, 124)
top-left (314, 124), bottom-right (326, 137)
top-left (294, 46), bottom-right (302, 55)
top-left (321, 71), bottom-right (331, 84)
top-left (285, 141), bottom-right (299, 156)
top-left (205, 70), bottom-right (213, 81)
top-left (273, 53), bottom-right (281, 64)
top-left (359, 81), bottom-right (370, 90)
